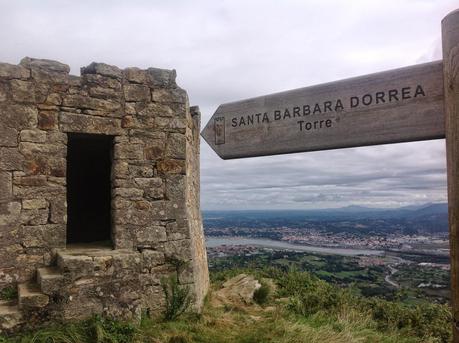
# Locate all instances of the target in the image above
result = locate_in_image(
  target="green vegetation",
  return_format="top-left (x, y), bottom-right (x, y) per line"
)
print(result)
top-left (0, 315), bottom-right (136, 343)
top-left (0, 267), bottom-right (451, 343)
top-left (253, 281), bottom-right (271, 305)
top-left (210, 250), bottom-right (450, 303)
top-left (161, 275), bottom-right (193, 321)
top-left (0, 287), bottom-right (17, 301)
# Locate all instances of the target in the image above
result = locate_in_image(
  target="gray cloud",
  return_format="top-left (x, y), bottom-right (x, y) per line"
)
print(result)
top-left (0, 0), bottom-right (455, 209)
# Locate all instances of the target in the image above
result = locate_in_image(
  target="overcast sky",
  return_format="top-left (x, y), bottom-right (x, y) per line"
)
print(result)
top-left (0, 0), bottom-right (456, 210)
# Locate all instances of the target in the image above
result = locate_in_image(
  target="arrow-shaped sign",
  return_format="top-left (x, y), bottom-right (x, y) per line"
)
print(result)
top-left (201, 61), bottom-right (445, 159)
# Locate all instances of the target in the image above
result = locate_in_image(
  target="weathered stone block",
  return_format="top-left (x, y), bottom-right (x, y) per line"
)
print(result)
top-left (166, 220), bottom-right (190, 240)
top-left (165, 175), bottom-right (185, 200)
top-left (113, 188), bottom-right (143, 199)
top-left (0, 172), bottom-right (12, 201)
top-left (114, 143), bottom-right (144, 160)
top-left (19, 129), bottom-right (46, 143)
top-left (46, 132), bottom-right (67, 144)
top-left (165, 133), bottom-right (186, 159)
top-left (147, 68), bottom-right (176, 88)
top-left (123, 68), bottom-right (148, 84)
top-left (10, 80), bottom-right (35, 103)
top-left (62, 94), bottom-right (121, 113)
top-left (20, 209), bottom-right (49, 225)
top-left (83, 74), bottom-right (121, 90)
top-left (112, 197), bottom-right (131, 210)
top-left (0, 105), bottom-right (37, 129)
top-left (49, 196), bottom-right (66, 224)
top-left (136, 102), bottom-right (174, 117)
top-left (0, 201), bottom-right (21, 226)
top-left (59, 112), bottom-right (123, 135)
top-left (164, 201), bottom-right (186, 220)
top-left (135, 226), bottom-right (167, 246)
top-left (112, 161), bottom-right (129, 178)
top-left (81, 62), bottom-right (122, 79)
top-left (0, 125), bottom-right (18, 147)
top-left (13, 175), bottom-right (47, 186)
top-left (38, 111), bottom-right (58, 130)
top-left (115, 201), bottom-right (165, 225)
top-left (56, 253), bottom-right (94, 277)
top-left (111, 252), bottom-right (142, 273)
top-left (45, 93), bottom-right (62, 106)
top-left (134, 177), bottom-right (162, 188)
top-left (128, 164), bottom-right (154, 178)
top-left (134, 177), bottom-right (164, 199)
top-left (23, 155), bottom-right (61, 176)
top-left (129, 129), bottom-right (165, 141)
top-left (20, 224), bottom-right (65, 248)
top-left (164, 239), bottom-right (192, 261)
top-left (144, 142), bottom-right (165, 160)
top-left (157, 159), bottom-right (185, 174)
top-left (124, 84), bottom-right (150, 102)
top-left (125, 102), bottom-right (136, 115)
top-left (0, 148), bottom-right (24, 171)
top-left (19, 142), bottom-right (65, 158)
top-left (13, 184), bottom-right (63, 198)
top-left (168, 118), bottom-right (187, 130)
top-left (22, 199), bottom-right (48, 210)
top-left (0, 63), bottom-right (30, 79)
top-left (142, 250), bottom-right (165, 267)
top-left (88, 86), bottom-right (120, 100)
top-left (152, 88), bottom-right (187, 104)
top-left (20, 57), bottom-right (70, 74)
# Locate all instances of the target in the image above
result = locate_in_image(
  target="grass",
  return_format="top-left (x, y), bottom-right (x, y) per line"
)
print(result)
top-left (0, 268), bottom-right (451, 343)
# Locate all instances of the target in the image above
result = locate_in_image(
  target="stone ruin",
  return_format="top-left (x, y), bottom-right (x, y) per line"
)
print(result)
top-left (0, 57), bottom-right (209, 331)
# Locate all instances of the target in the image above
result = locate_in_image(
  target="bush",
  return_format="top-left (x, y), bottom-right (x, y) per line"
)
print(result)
top-left (161, 275), bottom-right (193, 321)
top-left (273, 268), bottom-right (451, 342)
top-left (277, 269), bottom-right (343, 316)
top-left (0, 286), bottom-right (17, 301)
top-left (253, 282), bottom-right (270, 305)
top-left (359, 297), bottom-right (451, 342)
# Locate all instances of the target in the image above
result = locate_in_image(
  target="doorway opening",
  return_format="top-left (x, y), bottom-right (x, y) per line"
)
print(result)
top-left (66, 133), bottom-right (113, 245)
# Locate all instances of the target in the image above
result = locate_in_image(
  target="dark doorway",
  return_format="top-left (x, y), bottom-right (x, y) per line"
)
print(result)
top-left (66, 133), bottom-right (113, 244)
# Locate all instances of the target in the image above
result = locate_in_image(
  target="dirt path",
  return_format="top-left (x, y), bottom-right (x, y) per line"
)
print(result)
top-left (385, 264), bottom-right (399, 288)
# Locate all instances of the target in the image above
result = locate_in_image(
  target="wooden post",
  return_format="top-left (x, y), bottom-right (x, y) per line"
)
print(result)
top-left (443, 8), bottom-right (459, 342)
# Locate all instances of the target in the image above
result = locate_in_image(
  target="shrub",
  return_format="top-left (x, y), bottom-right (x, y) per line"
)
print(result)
top-left (277, 269), bottom-right (342, 316)
top-left (359, 297), bottom-right (451, 342)
top-left (0, 286), bottom-right (17, 301)
top-left (161, 275), bottom-right (193, 321)
top-left (253, 282), bottom-right (270, 305)
top-left (275, 268), bottom-right (451, 342)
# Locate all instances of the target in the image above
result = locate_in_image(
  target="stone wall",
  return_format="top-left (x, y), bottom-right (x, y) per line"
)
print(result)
top-left (0, 57), bottom-right (209, 328)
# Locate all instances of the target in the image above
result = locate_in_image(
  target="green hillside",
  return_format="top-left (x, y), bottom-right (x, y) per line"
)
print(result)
top-left (0, 267), bottom-right (451, 343)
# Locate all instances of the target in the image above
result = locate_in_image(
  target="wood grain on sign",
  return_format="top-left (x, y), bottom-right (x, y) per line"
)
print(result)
top-left (201, 61), bottom-right (445, 159)
top-left (442, 8), bottom-right (459, 341)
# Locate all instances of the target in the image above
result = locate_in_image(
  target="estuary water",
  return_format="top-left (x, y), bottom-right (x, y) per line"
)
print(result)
top-left (206, 236), bottom-right (384, 256)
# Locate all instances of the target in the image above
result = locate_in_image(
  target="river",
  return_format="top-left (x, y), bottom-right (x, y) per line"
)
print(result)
top-left (206, 236), bottom-right (384, 256)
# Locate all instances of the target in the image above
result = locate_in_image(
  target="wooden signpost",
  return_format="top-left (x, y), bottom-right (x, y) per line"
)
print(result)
top-left (202, 9), bottom-right (459, 340)
top-left (202, 61), bottom-right (445, 159)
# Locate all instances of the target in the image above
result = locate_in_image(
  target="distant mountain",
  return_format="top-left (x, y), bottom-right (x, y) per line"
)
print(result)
top-left (410, 203), bottom-right (448, 217)
top-left (203, 203), bottom-right (449, 234)
top-left (203, 203), bottom-right (448, 218)
top-left (323, 205), bottom-right (387, 213)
